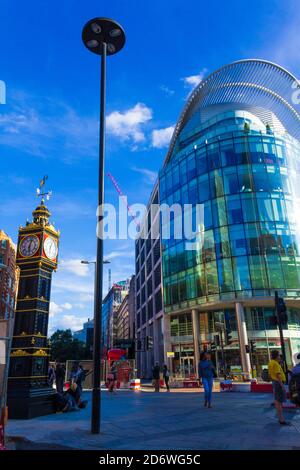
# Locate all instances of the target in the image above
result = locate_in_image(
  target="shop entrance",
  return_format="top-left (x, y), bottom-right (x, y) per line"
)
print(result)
top-left (180, 356), bottom-right (195, 378)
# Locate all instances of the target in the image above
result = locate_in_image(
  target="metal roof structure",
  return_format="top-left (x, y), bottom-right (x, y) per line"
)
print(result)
top-left (164, 59), bottom-right (300, 165)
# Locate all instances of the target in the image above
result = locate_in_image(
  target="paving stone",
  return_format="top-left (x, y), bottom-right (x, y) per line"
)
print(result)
top-left (6, 390), bottom-right (300, 450)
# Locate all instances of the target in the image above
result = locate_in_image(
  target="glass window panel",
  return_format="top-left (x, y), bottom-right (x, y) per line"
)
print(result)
top-left (166, 169), bottom-right (173, 194)
top-left (202, 229), bottom-right (215, 262)
top-left (210, 170), bottom-right (224, 198)
top-left (176, 242), bottom-right (186, 272)
top-left (223, 166), bottom-right (239, 194)
top-left (265, 255), bottom-right (285, 288)
top-left (220, 138), bottom-right (235, 166)
top-left (260, 222), bottom-right (278, 255)
top-left (186, 270), bottom-right (197, 299)
top-left (238, 165), bottom-right (254, 192)
top-left (215, 226), bottom-right (231, 259)
top-left (196, 147), bottom-right (208, 175)
top-left (241, 194), bottom-right (259, 222)
top-left (178, 274), bottom-right (187, 302)
top-left (172, 164), bottom-right (180, 189)
top-left (179, 159), bottom-right (187, 185)
top-left (207, 143), bottom-right (220, 170)
top-left (187, 153), bottom-right (197, 178)
top-left (212, 197), bottom-right (227, 227)
top-left (276, 226), bottom-right (297, 257)
top-left (232, 256), bottom-right (251, 290)
top-left (204, 201), bottom-right (213, 229)
top-left (198, 174), bottom-right (210, 202)
top-left (227, 195), bottom-right (243, 224)
top-left (181, 183), bottom-right (189, 205)
top-left (217, 258), bottom-right (234, 292)
top-left (271, 196), bottom-right (287, 222)
top-left (248, 255), bottom-right (269, 289)
top-left (169, 245), bottom-right (178, 274)
top-left (262, 138), bottom-right (277, 164)
top-left (188, 178), bottom-right (198, 204)
top-left (205, 261), bottom-right (219, 294)
top-left (244, 223), bottom-right (261, 255)
top-left (281, 257), bottom-right (299, 289)
top-left (249, 137), bottom-right (264, 163)
top-left (280, 168), bottom-right (291, 194)
top-left (252, 164), bottom-right (269, 192)
top-left (234, 138), bottom-right (249, 164)
top-left (266, 165), bottom-right (282, 193)
top-left (275, 141), bottom-right (287, 166)
top-left (229, 224), bottom-right (247, 256)
top-left (256, 193), bottom-right (274, 222)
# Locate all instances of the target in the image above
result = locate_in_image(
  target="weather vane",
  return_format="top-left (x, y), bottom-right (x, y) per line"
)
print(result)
top-left (36, 175), bottom-right (52, 201)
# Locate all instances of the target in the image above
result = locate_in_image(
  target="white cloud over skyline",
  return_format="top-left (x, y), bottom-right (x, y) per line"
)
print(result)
top-left (106, 103), bottom-right (153, 144)
top-left (151, 126), bottom-right (174, 148)
top-left (182, 68), bottom-right (208, 89)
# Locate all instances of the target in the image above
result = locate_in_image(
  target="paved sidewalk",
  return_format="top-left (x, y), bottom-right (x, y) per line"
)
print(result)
top-left (6, 390), bottom-right (300, 450)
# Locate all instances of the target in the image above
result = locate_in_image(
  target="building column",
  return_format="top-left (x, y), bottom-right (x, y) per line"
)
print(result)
top-left (235, 302), bottom-right (251, 376)
top-left (192, 309), bottom-right (200, 377)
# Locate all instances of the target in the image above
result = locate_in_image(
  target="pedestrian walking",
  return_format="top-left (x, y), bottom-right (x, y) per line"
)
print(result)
top-left (268, 350), bottom-right (289, 425)
top-left (163, 364), bottom-right (170, 391)
top-left (289, 352), bottom-right (300, 406)
top-left (107, 361), bottom-right (117, 392)
top-left (152, 361), bottom-right (160, 392)
top-left (48, 364), bottom-right (55, 387)
top-left (55, 361), bottom-right (65, 395)
top-left (77, 363), bottom-right (86, 393)
top-left (198, 352), bottom-right (215, 408)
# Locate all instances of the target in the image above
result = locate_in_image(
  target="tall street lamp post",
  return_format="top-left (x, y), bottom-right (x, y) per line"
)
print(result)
top-left (81, 17), bottom-right (125, 434)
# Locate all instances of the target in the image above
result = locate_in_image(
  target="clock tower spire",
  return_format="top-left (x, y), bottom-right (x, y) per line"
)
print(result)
top-left (7, 178), bottom-right (60, 419)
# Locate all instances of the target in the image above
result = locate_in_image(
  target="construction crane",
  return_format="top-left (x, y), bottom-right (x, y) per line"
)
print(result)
top-left (106, 172), bottom-right (140, 227)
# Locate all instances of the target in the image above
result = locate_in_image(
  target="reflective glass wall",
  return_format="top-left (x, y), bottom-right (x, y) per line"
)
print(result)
top-left (159, 111), bottom-right (300, 313)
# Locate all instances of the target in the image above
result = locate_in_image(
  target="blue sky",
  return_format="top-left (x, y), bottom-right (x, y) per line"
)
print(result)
top-left (1, 0), bottom-right (300, 333)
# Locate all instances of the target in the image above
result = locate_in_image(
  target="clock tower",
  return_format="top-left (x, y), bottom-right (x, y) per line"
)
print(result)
top-left (7, 185), bottom-right (60, 419)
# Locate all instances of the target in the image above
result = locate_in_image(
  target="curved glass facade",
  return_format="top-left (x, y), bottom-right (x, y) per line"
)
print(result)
top-left (160, 111), bottom-right (300, 313)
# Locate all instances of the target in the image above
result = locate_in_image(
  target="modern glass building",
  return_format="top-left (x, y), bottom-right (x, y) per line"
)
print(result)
top-left (158, 60), bottom-right (300, 378)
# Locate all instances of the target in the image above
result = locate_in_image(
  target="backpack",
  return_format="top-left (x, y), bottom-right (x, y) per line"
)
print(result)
top-left (289, 372), bottom-right (300, 405)
top-left (261, 369), bottom-right (271, 382)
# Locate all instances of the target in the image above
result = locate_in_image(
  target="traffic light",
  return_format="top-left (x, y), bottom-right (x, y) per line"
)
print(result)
top-left (277, 297), bottom-right (288, 325)
top-left (250, 340), bottom-right (256, 353)
top-left (245, 345), bottom-right (250, 354)
top-left (146, 336), bottom-right (154, 351)
top-left (226, 331), bottom-right (233, 345)
top-left (210, 342), bottom-right (216, 352)
top-left (136, 339), bottom-right (142, 351)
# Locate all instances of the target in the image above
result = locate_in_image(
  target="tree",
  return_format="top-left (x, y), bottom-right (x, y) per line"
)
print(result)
top-left (49, 329), bottom-right (88, 362)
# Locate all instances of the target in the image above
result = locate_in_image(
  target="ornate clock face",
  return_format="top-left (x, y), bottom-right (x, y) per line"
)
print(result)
top-left (19, 235), bottom-right (39, 257)
top-left (44, 236), bottom-right (58, 260)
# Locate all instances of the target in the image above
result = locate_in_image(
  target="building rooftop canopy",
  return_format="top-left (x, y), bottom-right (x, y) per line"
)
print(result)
top-left (165, 59), bottom-right (300, 165)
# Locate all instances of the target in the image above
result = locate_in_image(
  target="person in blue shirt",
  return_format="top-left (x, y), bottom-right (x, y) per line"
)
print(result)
top-left (198, 351), bottom-right (216, 408)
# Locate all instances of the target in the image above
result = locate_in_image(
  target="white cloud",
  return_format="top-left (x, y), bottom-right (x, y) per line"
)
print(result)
top-left (78, 293), bottom-right (94, 303)
top-left (131, 166), bottom-right (157, 184)
top-left (105, 249), bottom-right (135, 260)
top-left (0, 92), bottom-right (98, 161)
top-left (61, 302), bottom-right (72, 310)
top-left (59, 259), bottom-right (90, 277)
top-left (49, 314), bottom-right (89, 334)
top-left (160, 84), bottom-right (175, 97)
top-left (182, 68), bottom-right (208, 89)
top-left (51, 278), bottom-right (94, 295)
top-left (49, 301), bottom-right (73, 318)
top-left (106, 103), bottom-right (153, 143)
top-left (151, 126), bottom-right (174, 149)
